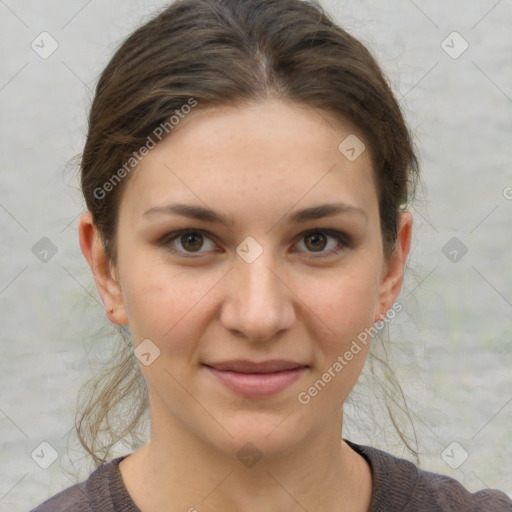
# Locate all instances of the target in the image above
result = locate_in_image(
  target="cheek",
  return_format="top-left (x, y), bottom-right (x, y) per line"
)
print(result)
top-left (294, 272), bottom-right (377, 417)
top-left (120, 256), bottom-right (222, 345)
top-left (298, 264), bottom-right (380, 337)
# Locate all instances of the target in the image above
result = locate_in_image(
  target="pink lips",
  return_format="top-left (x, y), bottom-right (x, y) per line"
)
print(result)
top-left (203, 359), bottom-right (308, 398)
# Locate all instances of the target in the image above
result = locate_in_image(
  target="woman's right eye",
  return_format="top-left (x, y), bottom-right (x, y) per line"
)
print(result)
top-left (161, 230), bottom-right (217, 257)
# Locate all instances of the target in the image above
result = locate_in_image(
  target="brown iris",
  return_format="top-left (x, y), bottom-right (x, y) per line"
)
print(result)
top-left (304, 232), bottom-right (327, 252)
top-left (180, 232), bottom-right (204, 252)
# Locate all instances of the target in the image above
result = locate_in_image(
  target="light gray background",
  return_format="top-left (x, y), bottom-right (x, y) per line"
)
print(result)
top-left (1, 1), bottom-right (511, 510)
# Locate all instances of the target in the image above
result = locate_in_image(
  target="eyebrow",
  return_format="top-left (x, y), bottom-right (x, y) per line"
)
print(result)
top-left (142, 202), bottom-right (367, 227)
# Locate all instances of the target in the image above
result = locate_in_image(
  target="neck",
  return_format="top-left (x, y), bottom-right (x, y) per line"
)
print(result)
top-left (119, 400), bottom-right (372, 512)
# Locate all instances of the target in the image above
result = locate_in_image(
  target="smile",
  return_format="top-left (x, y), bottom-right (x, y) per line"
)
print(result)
top-left (203, 363), bottom-right (309, 398)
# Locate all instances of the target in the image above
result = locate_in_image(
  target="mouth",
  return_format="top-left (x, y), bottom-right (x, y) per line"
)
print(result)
top-left (202, 360), bottom-right (309, 397)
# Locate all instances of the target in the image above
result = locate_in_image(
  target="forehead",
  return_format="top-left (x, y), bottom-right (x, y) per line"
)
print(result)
top-left (120, 99), bottom-right (378, 222)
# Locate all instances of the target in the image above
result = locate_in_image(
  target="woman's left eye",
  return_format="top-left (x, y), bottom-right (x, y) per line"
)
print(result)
top-left (293, 230), bottom-right (350, 257)
top-left (160, 229), bottom-right (350, 258)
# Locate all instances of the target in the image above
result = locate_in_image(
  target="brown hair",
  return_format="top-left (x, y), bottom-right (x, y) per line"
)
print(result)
top-left (76, 0), bottom-right (420, 467)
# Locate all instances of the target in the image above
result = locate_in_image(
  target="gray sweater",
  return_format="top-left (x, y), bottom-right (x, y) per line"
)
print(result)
top-left (29, 441), bottom-right (512, 511)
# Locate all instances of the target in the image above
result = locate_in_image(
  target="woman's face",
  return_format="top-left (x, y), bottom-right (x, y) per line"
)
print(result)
top-left (86, 99), bottom-right (410, 459)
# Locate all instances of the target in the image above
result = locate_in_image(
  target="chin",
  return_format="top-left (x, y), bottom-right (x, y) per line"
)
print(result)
top-left (206, 414), bottom-right (308, 462)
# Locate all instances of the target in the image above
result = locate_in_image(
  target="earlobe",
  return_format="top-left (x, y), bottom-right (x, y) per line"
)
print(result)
top-left (78, 211), bottom-right (129, 326)
top-left (374, 212), bottom-right (413, 323)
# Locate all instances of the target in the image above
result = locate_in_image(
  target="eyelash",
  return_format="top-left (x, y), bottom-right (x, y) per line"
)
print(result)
top-left (159, 228), bottom-right (352, 259)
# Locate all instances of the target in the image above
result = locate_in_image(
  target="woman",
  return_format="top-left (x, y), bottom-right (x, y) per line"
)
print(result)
top-left (30, 0), bottom-right (512, 510)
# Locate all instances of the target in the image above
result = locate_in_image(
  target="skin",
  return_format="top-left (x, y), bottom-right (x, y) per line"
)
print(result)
top-left (79, 98), bottom-right (412, 512)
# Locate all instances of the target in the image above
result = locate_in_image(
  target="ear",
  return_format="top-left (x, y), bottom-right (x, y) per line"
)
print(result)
top-left (374, 211), bottom-right (413, 322)
top-left (78, 211), bottom-right (128, 325)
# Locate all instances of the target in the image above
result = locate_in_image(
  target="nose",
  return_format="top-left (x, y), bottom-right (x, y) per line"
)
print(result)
top-left (219, 249), bottom-right (296, 342)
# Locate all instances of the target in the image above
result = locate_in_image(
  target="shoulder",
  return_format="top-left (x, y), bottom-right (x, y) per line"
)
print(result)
top-left (410, 467), bottom-right (512, 511)
top-left (28, 480), bottom-right (90, 512)
top-left (28, 456), bottom-right (129, 512)
top-left (346, 440), bottom-right (512, 512)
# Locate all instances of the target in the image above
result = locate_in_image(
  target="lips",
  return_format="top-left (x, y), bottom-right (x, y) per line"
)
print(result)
top-left (203, 359), bottom-right (308, 373)
top-left (202, 360), bottom-right (309, 397)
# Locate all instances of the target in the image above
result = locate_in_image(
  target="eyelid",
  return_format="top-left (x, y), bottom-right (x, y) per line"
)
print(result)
top-left (160, 228), bottom-right (352, 258)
